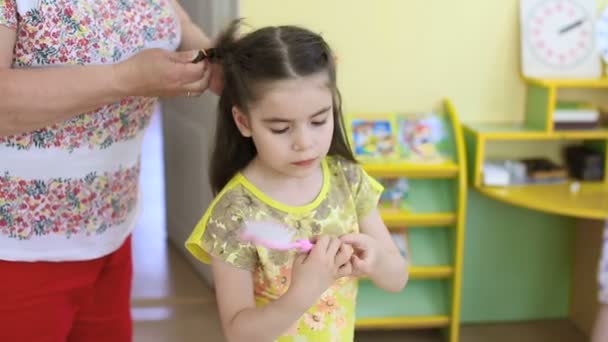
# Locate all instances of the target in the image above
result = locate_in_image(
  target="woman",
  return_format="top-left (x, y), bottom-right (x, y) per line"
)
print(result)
top-left (0, 1), bottom-right (218, 341)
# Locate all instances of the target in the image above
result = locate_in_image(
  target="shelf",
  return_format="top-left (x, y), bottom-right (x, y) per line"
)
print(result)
top-left (477, 181), bottom-right (608, 220)
top-left (410, 266), bottom-right (454, 279)
top-left (356, 315), bottom-right (450, 330)
top-left (463, 122), bottom-right (608, 140)
top-left (356, 279), bottom-right (450, 328)
top-left (381, 211), bottom-right (456, 227)
top-left (363, 162), bottom-right (459, 178)
top-left (525, 77), bottom-right (608, 89)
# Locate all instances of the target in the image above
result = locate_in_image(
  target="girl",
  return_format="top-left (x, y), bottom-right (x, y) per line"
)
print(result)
top-left (186, 20), bottom-right (408, 342)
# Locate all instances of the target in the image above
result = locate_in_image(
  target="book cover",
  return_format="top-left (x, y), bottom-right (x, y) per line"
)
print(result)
top-left (396, 112), bottom-right (451, 163)
top-left (347, 113), bottom-right (398, 161)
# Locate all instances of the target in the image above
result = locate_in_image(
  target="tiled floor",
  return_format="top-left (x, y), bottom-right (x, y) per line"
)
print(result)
top-left (131, 111), bottom-right (588, 341)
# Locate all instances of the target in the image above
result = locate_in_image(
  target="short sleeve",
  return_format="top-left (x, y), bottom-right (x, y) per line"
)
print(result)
top-left (0, 0), bottom-right (18, 30)
top-left (185, 189), bottom-right (258, 271)
top-left (338, 158), bottom-right (384, 219)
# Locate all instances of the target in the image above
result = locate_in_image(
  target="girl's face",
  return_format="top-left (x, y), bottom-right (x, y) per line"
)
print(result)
top-left (233, 72), bottom-right (335, 179)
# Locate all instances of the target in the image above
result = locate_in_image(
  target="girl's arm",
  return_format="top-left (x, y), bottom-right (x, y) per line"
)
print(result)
top-left (0, 25), bottom-right (209, 137)
top-left (343, 209), bottom-right (409, 293)
top-left (211, 259), bottom-right (311, 342)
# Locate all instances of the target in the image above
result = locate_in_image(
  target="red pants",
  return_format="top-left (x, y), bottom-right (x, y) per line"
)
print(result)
top-left (0, 236), bottom-right (133, 342)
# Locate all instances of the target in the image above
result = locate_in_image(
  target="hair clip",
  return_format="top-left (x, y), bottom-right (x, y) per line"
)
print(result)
top-left (191, 48), bottom-right (221, 63)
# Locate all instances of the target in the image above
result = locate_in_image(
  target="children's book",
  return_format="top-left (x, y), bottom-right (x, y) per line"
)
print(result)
top-left (347, 112), bottom-right (451, 164)
top-left (348, 113), bottom-right (397, 161)
top-left (396, 113), bottom-right (450, 163)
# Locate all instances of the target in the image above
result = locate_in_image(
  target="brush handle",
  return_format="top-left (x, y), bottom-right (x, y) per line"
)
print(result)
top-left (292, 239), bottom-right (314, 253)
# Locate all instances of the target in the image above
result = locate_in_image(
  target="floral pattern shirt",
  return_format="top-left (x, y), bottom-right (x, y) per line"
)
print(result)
top-left (0, 0), bottom-right (180, 261)
top-left (186, 156), bottom-right (384, 341)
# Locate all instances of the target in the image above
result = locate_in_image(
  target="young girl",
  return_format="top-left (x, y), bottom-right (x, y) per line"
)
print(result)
top-left (186, 20), bottom-right (408, 342)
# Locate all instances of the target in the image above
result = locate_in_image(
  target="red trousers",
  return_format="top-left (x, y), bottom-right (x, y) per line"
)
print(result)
top-left (0, 236), bottom-right (133, 342)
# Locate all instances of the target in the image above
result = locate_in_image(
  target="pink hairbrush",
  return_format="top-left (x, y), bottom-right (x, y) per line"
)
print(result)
top-left (240, 221), bottom-right (314, 253)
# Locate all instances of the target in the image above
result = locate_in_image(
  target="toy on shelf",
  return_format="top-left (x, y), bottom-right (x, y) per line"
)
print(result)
top-left (390, 231), bottom-right (410, 259)
top-left (378, 178), bottom-right (410, 210)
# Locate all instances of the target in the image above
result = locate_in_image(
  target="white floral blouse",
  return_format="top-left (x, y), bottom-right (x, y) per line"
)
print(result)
top-left (0, 0), bottom-right (180, 261)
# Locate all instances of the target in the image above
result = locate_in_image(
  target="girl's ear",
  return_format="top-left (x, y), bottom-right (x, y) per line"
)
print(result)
top-left (232, 106), bottom-right (252, 137)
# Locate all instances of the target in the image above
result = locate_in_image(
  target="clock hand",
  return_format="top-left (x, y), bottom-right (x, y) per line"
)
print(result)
top-left (559, 18), bottom-right (586, 34)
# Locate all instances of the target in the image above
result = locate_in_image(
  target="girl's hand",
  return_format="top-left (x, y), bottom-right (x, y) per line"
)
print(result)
top-left (339, 233), bottom-right (380, 277)
top-left (289, 236), bottom-right (353, 305)
top-left (113, 48), bottom-right (211, 98)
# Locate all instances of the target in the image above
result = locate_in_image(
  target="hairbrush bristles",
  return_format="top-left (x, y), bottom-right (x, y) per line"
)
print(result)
top-left (240, 221), bottom-right (314, 252)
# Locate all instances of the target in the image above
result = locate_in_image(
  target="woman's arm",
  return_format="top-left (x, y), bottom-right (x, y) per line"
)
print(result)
top-left (212, 259), bottom-right (311, 342)
top-left (171, 0), bottom-right (212, 51)
top-left (0, 26), bottom-right (209, 137)
top-left (170, 0), bottom-right (224, 95)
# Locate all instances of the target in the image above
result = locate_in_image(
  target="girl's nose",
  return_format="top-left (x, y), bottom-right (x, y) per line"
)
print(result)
top-left (292, 129), bottom-right (314, 151)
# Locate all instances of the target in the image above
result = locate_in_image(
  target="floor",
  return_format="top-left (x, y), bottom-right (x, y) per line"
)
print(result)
top-left (131, 111), bottom-right (588, 341)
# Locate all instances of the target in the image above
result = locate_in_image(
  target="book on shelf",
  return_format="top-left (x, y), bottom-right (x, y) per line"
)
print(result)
top-left (553, 101), bottom-right (600, 130)
top-left (483, 158), bottom-right (568, 186)
top-left (347, 112), bottom-right (453, 164)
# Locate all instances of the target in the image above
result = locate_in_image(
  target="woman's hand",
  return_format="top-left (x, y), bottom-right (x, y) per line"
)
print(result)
top-left (113, 48), bottom-right (211, 98)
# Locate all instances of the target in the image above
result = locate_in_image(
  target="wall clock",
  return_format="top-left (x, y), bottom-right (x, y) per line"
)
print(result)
top-left (520, 0), bottom-right (602, 78)
top-left (597, 5), bottom-right (608, 64)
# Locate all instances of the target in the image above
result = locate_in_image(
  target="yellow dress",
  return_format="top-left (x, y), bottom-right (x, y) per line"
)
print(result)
top-left (186, 156), bottom-right (383, 341)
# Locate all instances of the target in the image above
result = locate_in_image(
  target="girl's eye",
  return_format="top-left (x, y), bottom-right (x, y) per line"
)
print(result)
top-left (312, 119), bottom-right (327, 126)
top-left (270, 127), bottom-right (289, 134)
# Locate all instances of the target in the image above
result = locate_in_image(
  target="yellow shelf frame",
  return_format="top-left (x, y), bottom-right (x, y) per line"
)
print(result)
top-left (462, 124), bottom-right (608, 140)
top-left (363, 162), bottom-right (459, 178)
top-left (463, 77), bottom-right (608, 220)
top-left (353, 99), bottom-right (468, 342)
top-left (361, 266), bottom-right (453, 281)
top-left (478, 182), bottom-right (608, 220)
top-left (356, 315), bottom-right (450, 330)
top-left (410, 266), bottom-right (454, 279)
top-left (381, 211), bottom-right (456, 228)
top-left (525, 77), bottom-right (608, 89)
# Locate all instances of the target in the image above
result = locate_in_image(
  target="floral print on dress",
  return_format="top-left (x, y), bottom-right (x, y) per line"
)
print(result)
top-left (12, 0), bottom-right (179, 67)
top-left (0, 0), bottom-right (180, 150)
top-left (0, 162), bottom-right (140, 240)
top-left (188, 157), bottom-right (383, 341)
top-left (0, 96), bottom-right (157, 151)
top-left (0, 0), bottom-right (17, 28)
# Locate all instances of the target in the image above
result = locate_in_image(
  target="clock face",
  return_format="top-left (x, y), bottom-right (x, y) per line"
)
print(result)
top-left (525, 0), bottom-right (594, 68)
top-left (598, 6), bottom-right (608, 63)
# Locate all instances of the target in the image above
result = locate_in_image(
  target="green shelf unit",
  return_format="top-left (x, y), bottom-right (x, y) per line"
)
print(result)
top-left (347, 99), bottom-right (467, 341)
top-left (357, 279), bottom-right (451, 319)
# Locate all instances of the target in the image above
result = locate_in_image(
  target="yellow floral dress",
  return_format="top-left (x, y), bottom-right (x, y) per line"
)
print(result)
top-left (186, 156), bottom-right (383, 341)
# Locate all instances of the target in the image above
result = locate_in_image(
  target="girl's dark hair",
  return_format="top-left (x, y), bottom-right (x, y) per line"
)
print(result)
top-left (209, 19), bottom-right (356, 195)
